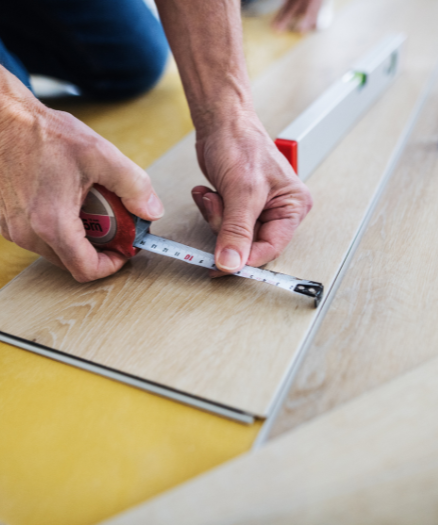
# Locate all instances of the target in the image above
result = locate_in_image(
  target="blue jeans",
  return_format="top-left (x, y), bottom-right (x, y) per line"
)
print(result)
top-left (0, 0), bottom-right (169, 100)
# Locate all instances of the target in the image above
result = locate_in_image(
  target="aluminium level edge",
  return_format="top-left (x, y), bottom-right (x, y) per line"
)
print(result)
top-left (278, 34), bottom-right (405, 180)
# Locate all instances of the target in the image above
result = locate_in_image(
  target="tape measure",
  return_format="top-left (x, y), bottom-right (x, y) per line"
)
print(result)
top-left (80, 184), bottom-right (323, 307)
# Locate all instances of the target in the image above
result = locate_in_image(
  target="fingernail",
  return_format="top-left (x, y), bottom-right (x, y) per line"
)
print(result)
top-left (147, 193), bottom-right (164, 219)
top-left (203, 196), bottom-right (212, 216)
top-left (217, 248), bottom-right (241, 271)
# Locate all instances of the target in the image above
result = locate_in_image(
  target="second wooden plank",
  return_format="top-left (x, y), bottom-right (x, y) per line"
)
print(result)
top-left (269, 48), bottom-right (438, 439)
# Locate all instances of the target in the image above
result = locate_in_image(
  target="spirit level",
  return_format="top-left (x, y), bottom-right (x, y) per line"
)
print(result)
top-left (275, 34), bottom-right (405, 179)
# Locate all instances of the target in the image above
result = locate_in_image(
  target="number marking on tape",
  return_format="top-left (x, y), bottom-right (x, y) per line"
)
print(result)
top-left (135, 234), bottom-right (323, 306)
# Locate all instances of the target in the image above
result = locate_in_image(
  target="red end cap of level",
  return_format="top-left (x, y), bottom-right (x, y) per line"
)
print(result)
top-left (274, 139), bottom-right (298, 176)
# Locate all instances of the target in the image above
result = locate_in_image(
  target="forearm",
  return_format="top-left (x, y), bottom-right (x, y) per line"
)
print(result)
top-left (0, 66), bottom-right (45, 189)
top-left (154, 0), bottom-right (253, 135)
top-left (155, 0), bottom-right (312, 274)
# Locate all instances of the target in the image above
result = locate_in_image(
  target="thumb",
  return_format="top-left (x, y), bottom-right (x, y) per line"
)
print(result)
top-left (214, 196), bottom-right (261, 273)
top-left (95, 143), bottom-right (164, 221)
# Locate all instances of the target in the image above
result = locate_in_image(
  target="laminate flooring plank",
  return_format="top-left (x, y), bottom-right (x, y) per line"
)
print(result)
top-left (268, 51), bottom-right (438, 439)
top-left (1, 0), bottom-right (437, 417)
top-left (98, 356), bottom-right (438, 525)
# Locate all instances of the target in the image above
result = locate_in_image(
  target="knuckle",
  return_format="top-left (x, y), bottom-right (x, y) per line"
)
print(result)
top-left (131, 168), bottom-right (152, 193)
top-left (59, 110), bottom-right (89, 136)
top-left (56, 109), bottom-right (77, 125)
top-left (290, 208), bottom-right (303, 226)
top-left (271, 245), bottom-right (283, 260)
top-left (29, 210), bottom-right (59, 243)
top-left (10, 228), bottom-right (31, 249)
top-left (296, 183), bottom-right (313, 214)
top-left (93, 135), bottom-right (114, 157)
top-left (282, 181), bottom-right (313, 219)
top-left (238, 176), bottom-right (259, 196)
top-left (60, 111), bottom-right (80, 131)
top-left (72, 272), bottom-right (93, 284)
top-left (70, 263), bottom-right (98, 283)
top-left (305, 188), bottom-right (314, 211)
top-left (222, 221), bottom-right (253, 241)
top-left (77, 133), bottom-right (105, 161)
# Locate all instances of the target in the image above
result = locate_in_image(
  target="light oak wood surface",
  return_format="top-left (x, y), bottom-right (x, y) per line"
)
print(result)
top-left (269, 51), bottom-right (438, 439)
top-left (99, 356), bottom-right (438, 525)
top-left (1, 0), bottom-right (436, 417)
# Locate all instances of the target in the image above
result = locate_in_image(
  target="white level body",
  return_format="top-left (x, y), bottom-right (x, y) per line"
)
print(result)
top-left (277, 34), bottom-right (405, 180)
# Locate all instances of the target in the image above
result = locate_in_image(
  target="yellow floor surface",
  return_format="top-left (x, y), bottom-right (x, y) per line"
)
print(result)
top-left (0, 12), bottom-right (305, 525)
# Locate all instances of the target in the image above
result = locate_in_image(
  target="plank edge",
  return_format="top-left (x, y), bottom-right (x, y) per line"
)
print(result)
top-left (0, 332), bottom-right (255, 425)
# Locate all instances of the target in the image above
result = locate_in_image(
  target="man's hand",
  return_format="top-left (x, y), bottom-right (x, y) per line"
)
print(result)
top-left (273, 0), bottom-right (325, 33)
top-left (192, 113), bottom-right (312, 273)
top-left (0, 66), bottom-right (164, 282)
top-left (155, 0), bottom-right (313, 274)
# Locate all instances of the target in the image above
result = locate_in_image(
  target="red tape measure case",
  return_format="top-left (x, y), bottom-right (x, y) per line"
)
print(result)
top-left (80, 184), bottom-right (139, 258)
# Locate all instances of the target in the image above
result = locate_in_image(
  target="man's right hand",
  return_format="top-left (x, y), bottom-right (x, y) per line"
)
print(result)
top-left (0, 66), bottom-right (164, 282)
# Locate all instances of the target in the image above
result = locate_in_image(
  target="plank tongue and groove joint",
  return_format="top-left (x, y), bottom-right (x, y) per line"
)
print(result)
top-left (0, 0), bottom-right (434, 424)
top-left (275, 34), bottom-right (405, 179)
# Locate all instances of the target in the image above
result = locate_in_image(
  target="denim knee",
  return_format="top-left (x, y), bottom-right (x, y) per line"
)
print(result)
top-left (0, 38), bottom-right (32, 91)
top-left (84, 25), bottom-right (170, 101)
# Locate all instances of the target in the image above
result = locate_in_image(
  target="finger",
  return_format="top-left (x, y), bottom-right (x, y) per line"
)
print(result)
top-left (92, 141), bottom-right (164, 221)
top-left (297, 15), bottom-right (316, 32)
top-left (295, 0), bottom-right (324, 32)
top-left (215, 192), bottom-right (264, 273)
top-left (203, 192), bottom-right (224, 235)
top-left (192, 185), bottom-right (214, 223)
top-left (32, 239), bottom-right (67, 270)
top-left (247, 215), bottom-right (301, 268)
top-left (272, 0), bottom-right (304, 31)
top-left (192, 186), bottom-right (224, 235)
top-left (8, 218), bottom-right (67, 268)
top-left (35, 211), bottom-right (128, 282)
top-left (297, 8), bottom-right (319, 32)
top-left (258, 201), bottom-right (311, 223)
top-left (247, 185), bottom-right (311, 267)
top-left (210, 220), bottom-right (258, 278)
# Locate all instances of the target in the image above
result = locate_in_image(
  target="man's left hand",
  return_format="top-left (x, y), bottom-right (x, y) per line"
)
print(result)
top-left (192, 112), bottom-right (312, 274)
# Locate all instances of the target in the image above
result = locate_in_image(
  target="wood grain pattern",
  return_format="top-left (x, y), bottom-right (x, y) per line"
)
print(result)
top-left (1, 0), bottom-right (437, 417)
top-left (269, 53), bottom-right (438, 438)
top-left (99, 356), bottom-right (438, 525)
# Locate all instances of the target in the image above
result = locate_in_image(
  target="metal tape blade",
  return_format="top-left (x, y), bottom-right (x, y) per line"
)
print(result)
top-left (134, 233), bottom-right (323, 307)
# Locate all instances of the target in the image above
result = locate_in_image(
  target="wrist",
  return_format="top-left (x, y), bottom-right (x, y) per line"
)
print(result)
top-left (193, 89), bottom-right (257, 140)
top-left (0, 66), bottom-right (43, 132)
top-left (195, 102), bottom-right (268, 145)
